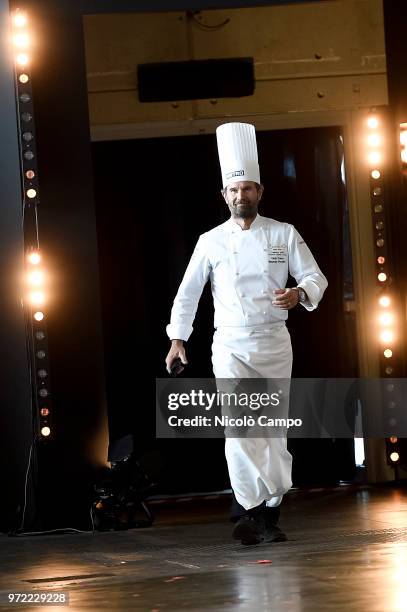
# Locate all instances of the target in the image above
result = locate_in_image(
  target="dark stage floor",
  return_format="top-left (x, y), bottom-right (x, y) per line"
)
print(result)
top-left (1, 484), bottom-right (407, 611)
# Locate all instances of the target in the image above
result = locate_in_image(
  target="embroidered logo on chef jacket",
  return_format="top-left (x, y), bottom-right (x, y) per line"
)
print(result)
top-left (268, 244), bottom-right (287, 264)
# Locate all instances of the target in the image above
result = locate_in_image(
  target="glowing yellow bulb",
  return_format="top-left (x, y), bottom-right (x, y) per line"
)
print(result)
top-left (379, 296), bottom-right (391, 307)
top-left (368, 151), bottom-right (381, 165)
top-left (400, 131), bottom-right (407, 146)
top-left (19, 74), bottom-right (29, 84)
top-left (27, 252), bottom-right (41, 265)
top-left (367, 117), bottom-right (379, 129)
top-left (28, 270), bottom-right (44, 285)
top-left (380, 330), bottom-right (394, 343)
top-left (390, 436), bottom-right (398, 443)
top-left (13, 33), bottom-right (29, 48)
top-left (401, 149), bottom-right (407, 164)
top-left (371, 170), bottom-right (381, 179)
top-left (379, 312), bottom-right (393, 326)
top-left (384, 349), bottom-right (393, 358)
top-left (16, 53), bottom-right (29, 66)
top-left (30, 291), bottom-right (45, 305)
top-left (390, 452), bottom-right (399, 462)
top-left (378, 272), bottom-right (387, 282)
top-left (13, 13), bottom-right (27, 27)
top-left (41, 426), bottom-right (51, 437)
top-left (368, 134), bottom-right (381, 147)
top-left (33, 311), bottom-right (44, 321)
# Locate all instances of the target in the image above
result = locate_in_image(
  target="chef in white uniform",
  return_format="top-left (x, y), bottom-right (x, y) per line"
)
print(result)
top-left (165, 122), bottom-right (328, 545)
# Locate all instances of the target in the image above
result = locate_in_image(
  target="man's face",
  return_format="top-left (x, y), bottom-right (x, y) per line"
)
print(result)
top-left (222, 181), bottom-right (263, 219)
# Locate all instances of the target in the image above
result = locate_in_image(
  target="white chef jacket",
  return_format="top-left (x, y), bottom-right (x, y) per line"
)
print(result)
top-left (167, 214), bottom-right (327, 341)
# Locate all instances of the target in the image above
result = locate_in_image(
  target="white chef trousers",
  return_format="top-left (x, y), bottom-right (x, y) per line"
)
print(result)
top-left (211, 322), bottom-right (293, 511)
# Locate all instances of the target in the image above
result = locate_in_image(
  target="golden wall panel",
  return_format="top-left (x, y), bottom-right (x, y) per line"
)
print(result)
top-left (83, 0), bottom-right (387, 128)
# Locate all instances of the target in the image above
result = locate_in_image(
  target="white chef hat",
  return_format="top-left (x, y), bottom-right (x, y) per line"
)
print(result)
top-left (216, 122), bottom-right (260, 188)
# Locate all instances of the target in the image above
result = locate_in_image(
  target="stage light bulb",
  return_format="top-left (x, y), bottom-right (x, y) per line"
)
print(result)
top-left (33, 311), bottom-right (44, 321)
top-left (19, 74), bottom-right (29, 84)
top-left (378, 272), bottom-right (387, 282)
top-left (379, 312), bottom-right (393, 326)
top-left (379, 296), bottom-right (391, 307)
top-left (380, 330), bottom-right (394, 343)
top-left (27, 188), bottom-right (36, 198)
top-left (367, 116), bottom-right (379, 129)
top-left (26, 170), bottom-right (35, 179)
top-left (377, 256), bottom-right (385, 264)
top-left (13, 13), bottom-right (27, 27)
top-left (390, 452), bottom-right (399, 462)
top-left (40, 408), bottom-right (49, 417)
top-left (390, 437), bottom-right (398, 444)
top-left (16, 53), bottom-right (29, 66)
top-left (41, 426), bottom-right (51, 437)
top-left (28, 252), bottom-right (41, 265)
top-left (30, 291), bottom-right (45, 305)
top-left (28, 270), bottom-right (44, 285)
top-left (371, 170), bottom-right (381, 179)
top-left (384, 349), bottom-right (393, 358)
top-left (401, 149), bottom-right (407, 164)
top-left (368, 134), bottom-right (381, 147)
top-left (368, 151), bottom-right (381, 165)
top-left (13, 33), bottom-right (29, 48)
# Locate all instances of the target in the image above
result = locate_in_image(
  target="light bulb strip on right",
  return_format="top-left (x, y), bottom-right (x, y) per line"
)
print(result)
top-left (367, 110), bottom-right (402, 471)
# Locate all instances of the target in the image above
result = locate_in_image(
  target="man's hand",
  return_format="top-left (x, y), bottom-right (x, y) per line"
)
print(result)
top-left (165, 340), bottom-right (188, 374)
top-left (272, 288), bottom-right (299, 310)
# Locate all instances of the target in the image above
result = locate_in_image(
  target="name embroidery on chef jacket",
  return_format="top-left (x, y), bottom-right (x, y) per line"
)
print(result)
top-left (267, 244), bottom-right (288, 264)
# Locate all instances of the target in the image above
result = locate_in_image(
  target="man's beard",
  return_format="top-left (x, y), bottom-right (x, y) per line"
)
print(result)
top-left (231, 200), bottom-right (258, 219)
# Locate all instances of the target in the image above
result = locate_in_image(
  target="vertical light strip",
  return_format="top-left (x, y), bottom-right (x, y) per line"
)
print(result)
top-left (12, 9), bottom-right (53, 441)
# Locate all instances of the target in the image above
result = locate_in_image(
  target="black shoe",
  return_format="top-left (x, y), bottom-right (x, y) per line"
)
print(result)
top-left (263, 522), bottom-right (287, 543)
top-left (232, 515), bottom-right (262, 545)
top-left (262, 508), bottom-right (287, 542)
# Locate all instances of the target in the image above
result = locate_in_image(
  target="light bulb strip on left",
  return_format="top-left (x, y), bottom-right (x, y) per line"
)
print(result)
top-left (12, 9), bottom-right (53, 441)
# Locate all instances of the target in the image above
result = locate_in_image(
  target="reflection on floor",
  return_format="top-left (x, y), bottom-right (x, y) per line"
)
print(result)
top-left (2, 484), bottom-right (407, 611)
